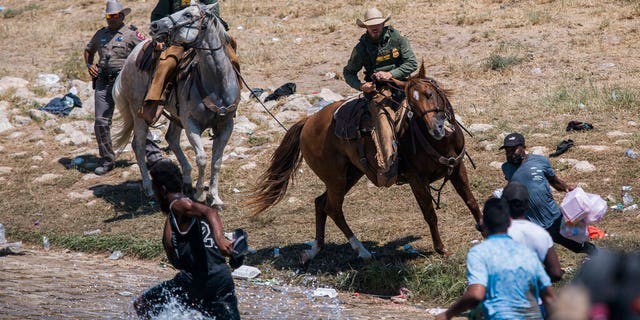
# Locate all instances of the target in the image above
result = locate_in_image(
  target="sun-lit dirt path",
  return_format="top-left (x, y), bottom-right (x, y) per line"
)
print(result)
top-left (0, 250), bottom-right (440, 319)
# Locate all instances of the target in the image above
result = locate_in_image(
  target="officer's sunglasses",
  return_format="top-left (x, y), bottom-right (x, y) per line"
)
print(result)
top-left (105, 13), bottom-right (120, 20)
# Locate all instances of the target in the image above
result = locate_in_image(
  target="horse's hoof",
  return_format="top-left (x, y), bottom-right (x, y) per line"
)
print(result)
top-left (436, 247), bottom-right (452, 256)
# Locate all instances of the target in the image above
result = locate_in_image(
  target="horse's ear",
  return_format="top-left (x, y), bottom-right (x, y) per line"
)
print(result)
top-left (418, 60), bottom-right (427, 78)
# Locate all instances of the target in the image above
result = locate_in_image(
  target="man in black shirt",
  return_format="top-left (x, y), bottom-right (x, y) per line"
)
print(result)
top-left (134, 160), bottom-right (240, 319)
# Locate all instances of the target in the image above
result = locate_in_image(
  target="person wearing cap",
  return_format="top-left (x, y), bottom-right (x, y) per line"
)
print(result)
top-left (139, 0), bottom-right (231, 126)
top-left (343, 7), bottom-right (417, 186)
top-left (500, 132), bottom-right (597, 255)
top-left (84, 0), bottom-right (164, 175)
top-left (436, 198), bottom-right (555, 320)
top-left (134, 160), bottom-right (240, 319)
top-left (503, 181), bottom-right (564, 282)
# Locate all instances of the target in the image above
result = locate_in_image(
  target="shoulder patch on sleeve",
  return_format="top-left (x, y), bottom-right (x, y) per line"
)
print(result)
top-left (129, 24), bottom-right (138, 31)
top-left (135, 32), bottom-right (146, 40)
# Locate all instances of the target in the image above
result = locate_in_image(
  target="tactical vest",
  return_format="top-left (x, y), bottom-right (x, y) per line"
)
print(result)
top-left (356, 27), bottom-right (404, 82)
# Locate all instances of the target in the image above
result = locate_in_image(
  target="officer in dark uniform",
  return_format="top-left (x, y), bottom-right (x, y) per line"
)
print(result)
top-left (139, 0), bottom-right (230, 126)
top-left (84, 0), bottom-right (163, 175)
top-left (343, 7), bottom-right (418, 186)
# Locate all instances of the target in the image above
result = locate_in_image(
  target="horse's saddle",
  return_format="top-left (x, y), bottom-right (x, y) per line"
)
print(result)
top-left (135, 41), bottom-right (158, 72)
top-left (333, 97), bottom-right (369, 140)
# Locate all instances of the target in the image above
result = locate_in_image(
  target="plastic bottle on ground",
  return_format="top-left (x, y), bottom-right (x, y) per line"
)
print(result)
top-left (623, 193), bottom-right (634, 206)
top-left (0, 223), bottom-right (6, 244)
top-left (626, 149), bottom-right (638, 159)
top-left (623, 204), bottom-right (638, 212)
top-left (43, 236), bottom-right (50, 251)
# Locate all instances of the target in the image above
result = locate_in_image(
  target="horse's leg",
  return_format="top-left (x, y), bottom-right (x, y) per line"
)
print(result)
top-left (165, 121), bottom-right (193, 193)
top-left (207, 116), bottom-right (233, 208)
top-left (183, 119), bottom-right (207, 203)
top-left (302, 165), bottom-right (367, 263)
top-left (449, 163), bottom-right (483, 227)
top-left (408, 177), bottom-right (448, 255)
top-left (132, 120), bottom-right (153, 197)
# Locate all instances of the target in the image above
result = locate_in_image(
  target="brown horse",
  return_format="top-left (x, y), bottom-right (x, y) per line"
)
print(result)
top-left (249, 64), bottom-right (482, 263)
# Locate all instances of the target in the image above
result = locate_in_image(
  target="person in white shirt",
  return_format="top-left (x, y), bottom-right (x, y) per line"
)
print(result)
top-left (504, 181), bottom-right (564, 282)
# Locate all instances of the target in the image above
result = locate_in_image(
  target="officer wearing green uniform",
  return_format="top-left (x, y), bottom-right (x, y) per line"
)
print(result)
top-left (343, 8), bottom-right (417, 94)
top-left (84, 0), bottom-right (163, 175)
top-left (343, 7), bottom-right (417, 187)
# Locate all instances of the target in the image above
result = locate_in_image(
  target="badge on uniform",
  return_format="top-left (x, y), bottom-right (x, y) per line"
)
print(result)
top-left (116, 36), bottom-right (123, 42)
top-left (136, 32), bottom-right (145, 40)
top-left (392, 48), bottom-right (400, 58)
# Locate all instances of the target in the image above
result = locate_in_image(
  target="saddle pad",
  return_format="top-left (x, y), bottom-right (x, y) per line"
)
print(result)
top-left (333, 97), bottom-right (365, 140)
top-left (135, 41), bottom-right (156, 71)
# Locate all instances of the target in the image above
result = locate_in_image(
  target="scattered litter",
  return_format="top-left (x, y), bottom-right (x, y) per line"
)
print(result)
top-left (294, 37), bottom-right (303, 44)
top-left (324, 72), bottom-right (336, 79)
top-left (118, 291), bottom-right (133, 297)
top-left (264, 82), bottom-right (296, 102)
top-left (307, 99), bottom-right (332, 115)
top-left (108, 250), bottom-right (124, 260)
top-left (566, 121), bottom-right (593, 132)
top-left (313, 288), bottom-right (338, 298)
top-left (623, 204), bottom-right (638, 212)
top-left (403, 244), bottom-right (418, 254)
top-left (588, 226), bottom-right (606, 240)
top-left (43, 236), bottom-right (50, 251)
top-left (39, 92), bottom-right (83, 117)
top-left (231, 265), bottom-right (261, 279)
top-left (34, 220), bottom-right (40, 226)
top-left (236, 25), bottom-right (244, 30)
top-left (248, 278), bottom-right (279, 286)
top-left (83, 229), bottom-right (101, 236)
top-left (232, 188), bottom-right (241, 193)
top-left (0, 223), bottom-right (5, 244)
top-left (625, 149), bottom-right (638, 159)
top-left (578, 103), bottom-right (586, 109)
top-left (390, 287), bottom-right (411, 304)
top-left (273, 247), bottom-right (280, 258)
top-left (611, 203), bottom-right (624, 211)
top-left (549, 139), bottom-right (574, 157)
top-left (426, 308), bottom-right (447, 315)
top-left (271, 37), bottom-right (280, 42)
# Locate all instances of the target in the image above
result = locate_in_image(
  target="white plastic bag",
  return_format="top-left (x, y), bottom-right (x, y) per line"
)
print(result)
top-left (560, 187), bottom-right (608, 223)
top-left (559, 219), bottom-right (589, 243)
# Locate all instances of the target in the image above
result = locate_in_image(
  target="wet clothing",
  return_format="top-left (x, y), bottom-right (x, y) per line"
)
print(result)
top-left (343, 26), bottom-right (417, 91)
top-left (138, 198), bottom-right (239, 319)
top-left (502, 154), bottom-right (596, 255)
top-left (467, 234), bottom-right (551, 319)
top-left (151, 0), bottom-right (219, 22)
top-left (86, 25), bottom-right (161, 167)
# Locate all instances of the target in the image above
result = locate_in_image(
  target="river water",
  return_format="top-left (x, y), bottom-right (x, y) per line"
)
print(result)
top-left (0, 250), bottom-right (438, 319)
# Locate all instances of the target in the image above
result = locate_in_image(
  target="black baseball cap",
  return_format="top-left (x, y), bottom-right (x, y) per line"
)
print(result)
top-left (499, 133), bottom-right (525, 150)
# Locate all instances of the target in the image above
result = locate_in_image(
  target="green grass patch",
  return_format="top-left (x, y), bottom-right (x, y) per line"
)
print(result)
top-left (2, 4), bottom-right (41, 19)
top-left (8, 228), bottom-right (163, 259)
top-left (483, 54), bottom-right (524, 71)
top-left (542, 83), bottom-right (640, 114)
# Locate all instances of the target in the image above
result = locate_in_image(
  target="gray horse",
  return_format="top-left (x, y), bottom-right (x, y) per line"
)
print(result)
top-left (113, 3), bottom-right (240, 207)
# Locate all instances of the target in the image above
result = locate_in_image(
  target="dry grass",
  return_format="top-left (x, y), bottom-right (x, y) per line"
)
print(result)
top-left (1, 0), bottom-right (640, 305)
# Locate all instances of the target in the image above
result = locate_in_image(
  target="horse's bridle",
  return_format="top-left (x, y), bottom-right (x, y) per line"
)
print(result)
top-left (405, 78), bottom-right (450, 121)
top-left (165, 4), bottom-right (222, 50)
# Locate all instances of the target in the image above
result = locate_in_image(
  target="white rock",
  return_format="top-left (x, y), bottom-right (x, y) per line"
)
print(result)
top-left (315, 88), bottom-right (344, 102)
top-left (282, 96), bottom-right (312, 112)
top-left (468, 123), bottom-right (494, 133)
top-left (489, 161), bottom-right (503, 169)
top-left (275, 110), bottom-right (303, 123)
top-left (607, 130), bottom-right (631, 137)
top-left (528, 146), bottom-right (548, 155)
top-left (577, 145), bottom-right (610, 152)
top-left (35, 74), bottom-right (60, 88)
top-left (240, 162), bottom-right (257, 170)
top-left (574, 161), bottom-right (596, 173)
top-left (12, 115), bottom-right (32, 127)
top-left (0, 76), bottom-right (29, 95)
top-left (0, 167), bottom-right (12, 174)
top-left (33, 173), bottom-right (63, 183)
top-left (234, 116), bottom-right (257, 134)
top-left (627, 121), bottom-right (637, 127)
top-left (31, 156), bottom-right (43, 161)
top-left (68, 190), bottom-right (94, 200)
top-left (12, 87), bottom-right (35, 101)
top-left (558, 158), bottom-right (579, 165)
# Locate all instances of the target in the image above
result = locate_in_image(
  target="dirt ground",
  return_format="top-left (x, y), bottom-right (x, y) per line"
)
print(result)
top-left (1, 0), bottom-right (640, 314)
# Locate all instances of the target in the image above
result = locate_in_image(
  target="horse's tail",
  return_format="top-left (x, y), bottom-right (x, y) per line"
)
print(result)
top-left (247, 118), bottom-right (307, 215)
top-left (112, 73), bottom-right (134, 151)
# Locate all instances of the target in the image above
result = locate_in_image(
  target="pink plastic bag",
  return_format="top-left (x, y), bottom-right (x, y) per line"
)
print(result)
top-left (560, 187), bottom-right (608, 223)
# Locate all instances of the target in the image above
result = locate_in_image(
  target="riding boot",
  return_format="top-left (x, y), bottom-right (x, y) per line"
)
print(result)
top-left (140, 45), bottom-right (183, 126)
